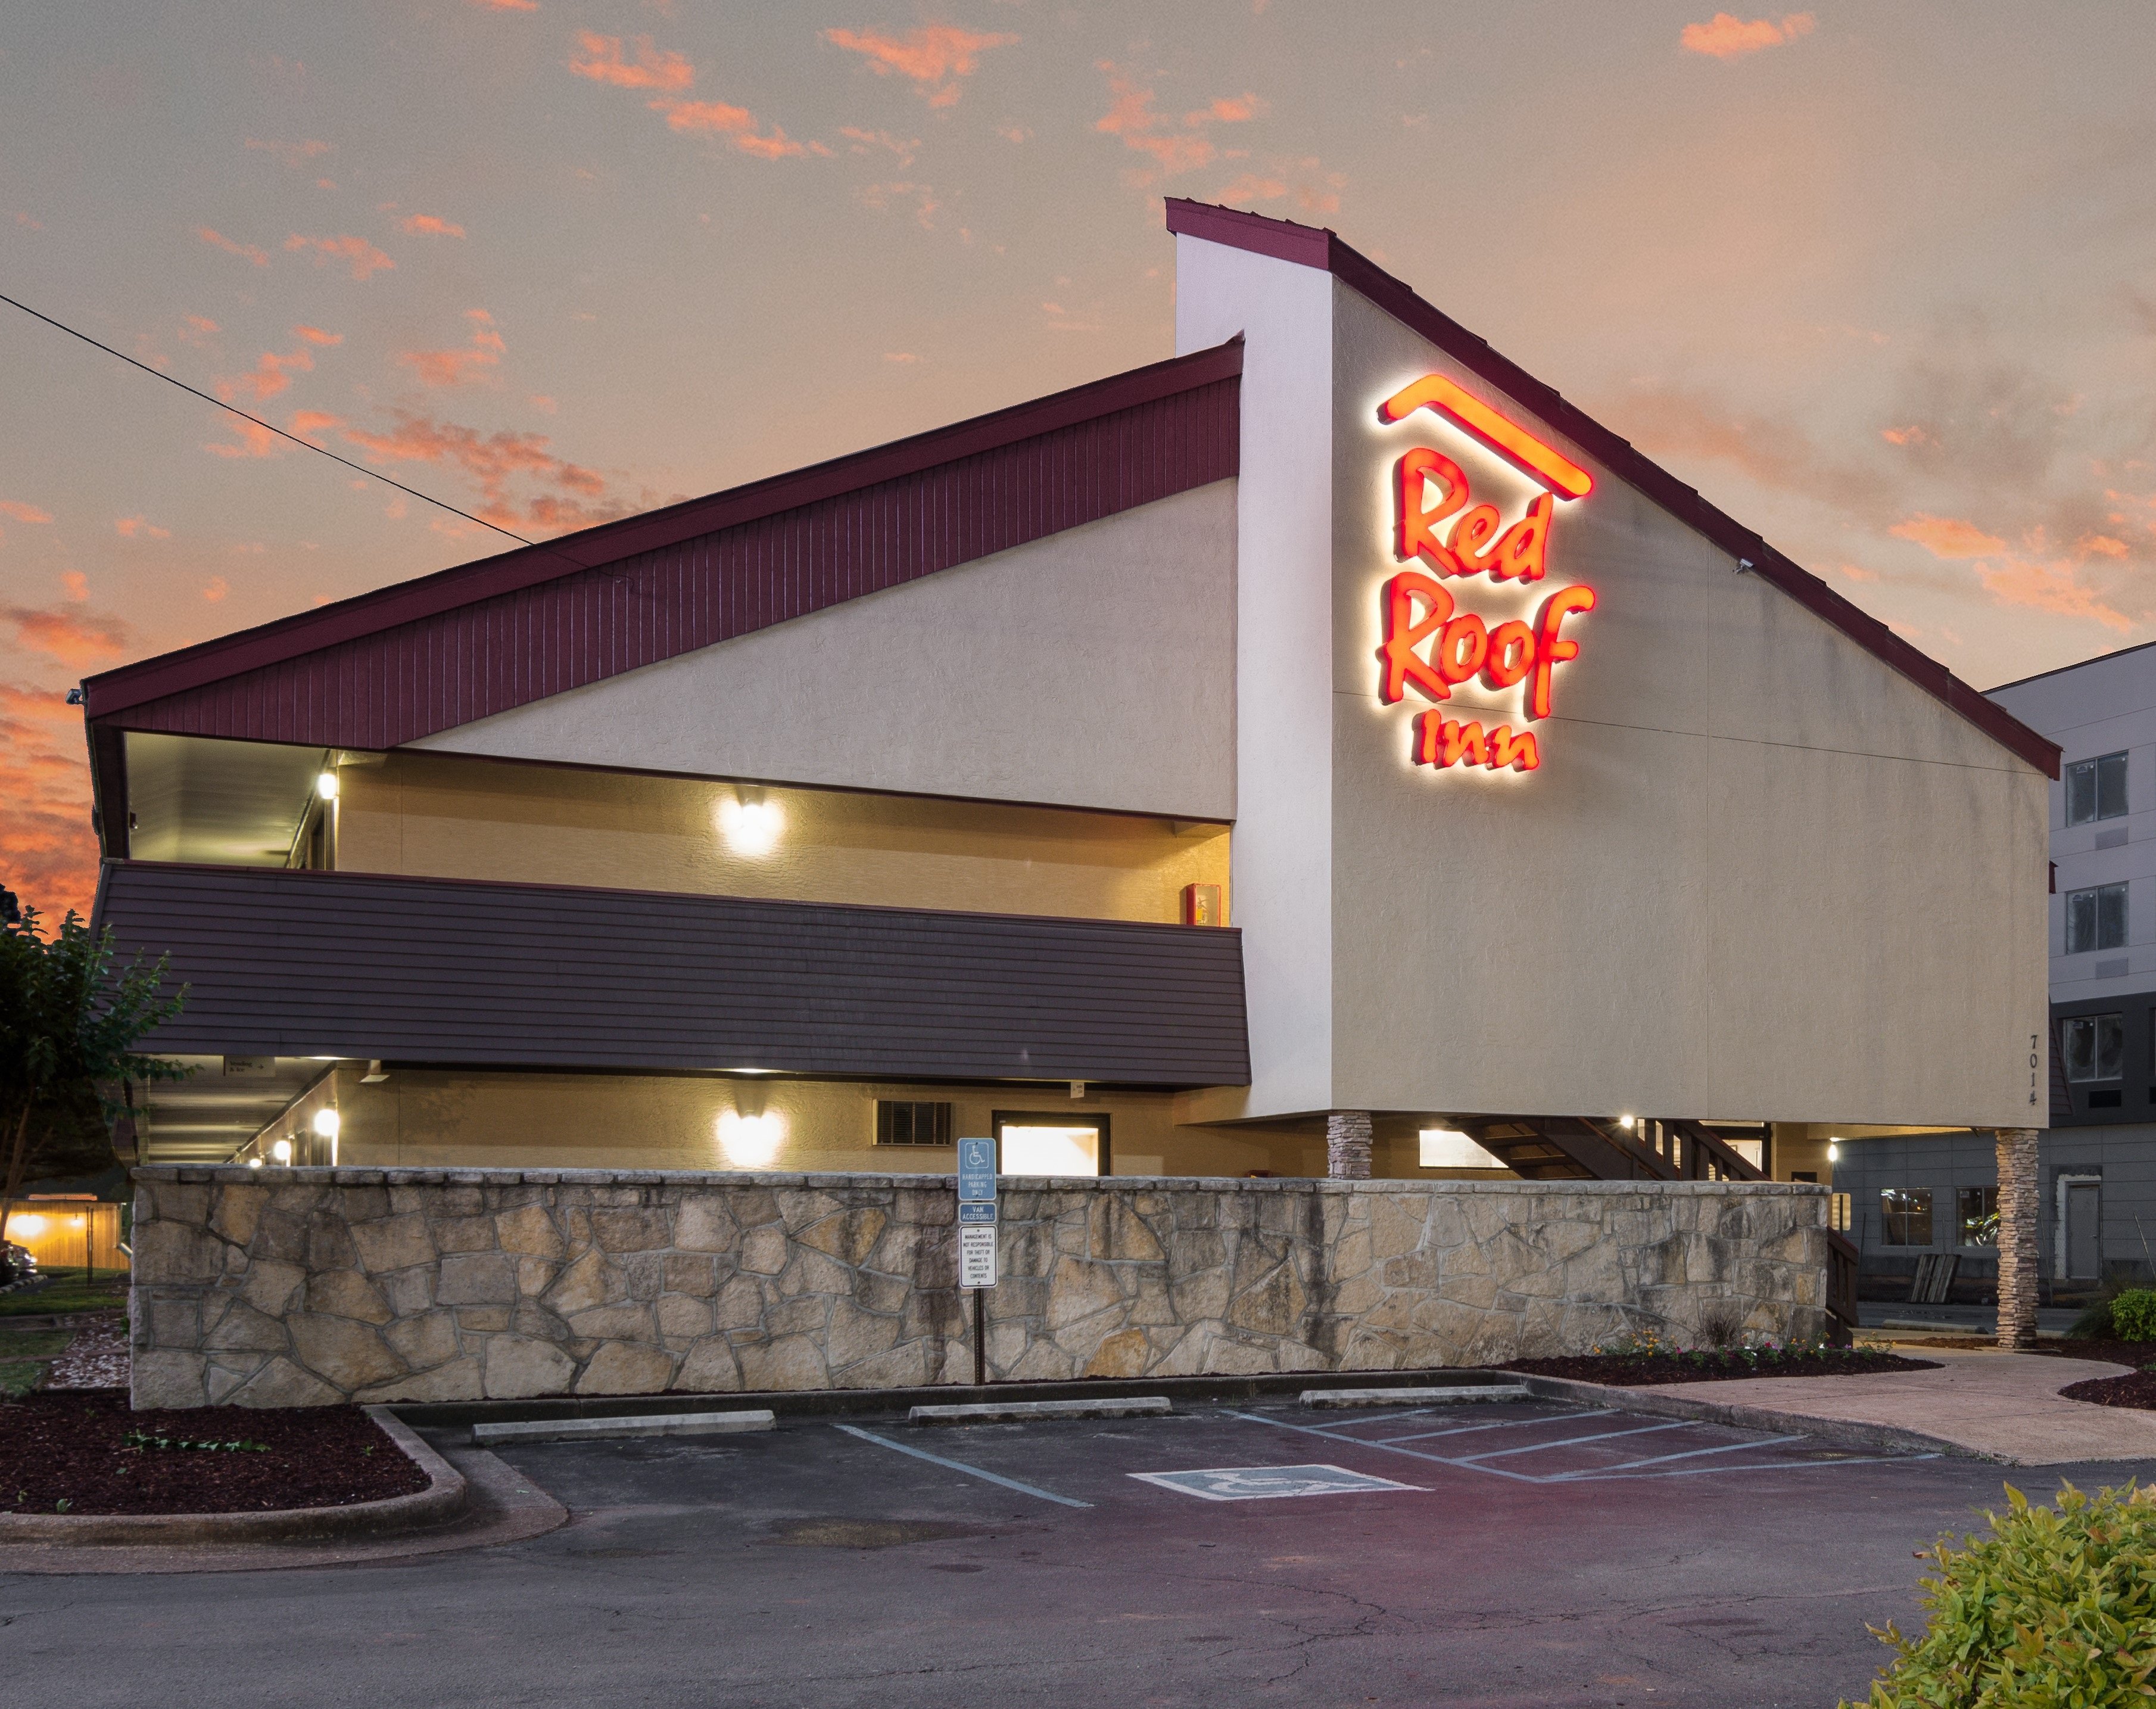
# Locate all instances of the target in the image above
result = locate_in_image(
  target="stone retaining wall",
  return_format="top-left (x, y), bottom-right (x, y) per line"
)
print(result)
top-left (127, 1167), bottom-right (1831, 1408)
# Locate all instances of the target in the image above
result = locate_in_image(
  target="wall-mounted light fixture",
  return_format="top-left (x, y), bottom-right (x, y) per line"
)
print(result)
top-left (313, 1106), bottom-right (341, 1166)
top-left (1618, 1115), bottom-right (1637, 1130)
top-left (717, 1109), bottom-right (784, 1168)
top-left (247, 1157), bottom-right (265, 1169)
top-left (717, 791), bottom-right (783, 857)
top-left (1826, 1140), bottom-right (1842, 1163)
top-left (315, 771), bottom-right (339, 801)
top-left (270, 1138), bottom-right (293, 1165)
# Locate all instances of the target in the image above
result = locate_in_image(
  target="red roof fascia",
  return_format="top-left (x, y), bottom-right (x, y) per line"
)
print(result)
top-left (1165, 198), bottom-right (2061, 780)
top-left (84, 337), bottom-right (1245, 723)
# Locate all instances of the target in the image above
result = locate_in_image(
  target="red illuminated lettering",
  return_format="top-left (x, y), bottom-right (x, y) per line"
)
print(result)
top-left (1482, 620), bottom-right (1535, 689)
top-left (1378, 374), bottom-right (1595, 500)
top-left (1525, 585), bottom-right (1596, 721)
top-left (1379, 572), bottom-right (1455, 703)
top-left (1492, 492), bottom-right (1550, 583)
top-left (1413, 715), bottom-right (1541, 773)
top-left (1395, 447), bottom-right (1469, 573)
top-left (1437, 612), bottom-right (1489, 687)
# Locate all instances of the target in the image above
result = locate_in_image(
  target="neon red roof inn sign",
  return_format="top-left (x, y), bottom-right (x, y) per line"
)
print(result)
top-left (1375, 373), bottom-right (1596, 775)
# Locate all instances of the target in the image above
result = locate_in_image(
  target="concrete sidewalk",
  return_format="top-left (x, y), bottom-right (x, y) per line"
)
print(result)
top-left (1628, 1349), bottom-right (2156, 1466)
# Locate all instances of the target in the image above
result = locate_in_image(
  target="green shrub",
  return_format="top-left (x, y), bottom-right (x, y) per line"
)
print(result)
top-left (1848, 1483), bottom-right (2156, 1707)
top-left (2111, 1289), bottom-right (2156, 1342)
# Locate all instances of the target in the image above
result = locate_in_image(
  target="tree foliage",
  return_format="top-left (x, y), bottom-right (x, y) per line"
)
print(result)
top-left (0, 906), bottom-right (190, 1240)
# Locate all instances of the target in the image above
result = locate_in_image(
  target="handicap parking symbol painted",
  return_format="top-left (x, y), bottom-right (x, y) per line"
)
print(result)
top-left (1130, 1464), bottom-right (1426, 1502)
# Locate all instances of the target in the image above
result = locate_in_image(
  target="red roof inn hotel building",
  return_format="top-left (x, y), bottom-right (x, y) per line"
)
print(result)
top-left (88, 204), bottom-right (2059, 1401)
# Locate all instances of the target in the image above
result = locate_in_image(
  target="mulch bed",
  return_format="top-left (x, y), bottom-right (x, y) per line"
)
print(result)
top-left (1501, 1349), bottom-right (1939, 1387)
top-left (2060, 1370), bottom-right (2156, 1411)
top-left (0, 1391), bottom-right (427, 1516)
top-left (2027, 1340), bottom-right (2156, 1366)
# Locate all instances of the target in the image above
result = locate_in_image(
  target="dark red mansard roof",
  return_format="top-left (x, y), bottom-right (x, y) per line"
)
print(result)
top-left (1165, 198), bottom-right (2059, 781)
top-left (79, 336), bottom-right (1243, 853)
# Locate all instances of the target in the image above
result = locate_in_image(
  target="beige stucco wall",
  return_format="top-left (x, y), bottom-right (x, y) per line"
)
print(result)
top-left (406, 481), bottom-right (1239, 822)
top-left (129, 1165), bottom-right (1830, 1406)
top-left (1322, 286), bottom-right (2050, 1131)
top-left (333, 751), bottom-right (1227, 925)
top-left (310, 1066), bottom-right (1313, 1178)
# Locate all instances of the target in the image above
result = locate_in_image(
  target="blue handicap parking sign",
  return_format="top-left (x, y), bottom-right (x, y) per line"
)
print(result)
top-left (957, 1136), bottom-right (996, 1203)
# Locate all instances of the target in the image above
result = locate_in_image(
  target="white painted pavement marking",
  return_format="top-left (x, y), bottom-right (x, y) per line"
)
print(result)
top-left (1372, 1409), bottom-right (1621, 1446)
top-left (1445, 1420), bottom-right (1703, 1464)
top-left (830, 1423), bottom-right (1093, 1509)
top-left (1132, 1464), bottom-right (1426, 1502)
top-left (1546, 1434), bottom-right (1810, 1478)
top-left (1224, 1410), bottom-right (1555, 1484)
top-left (1562, 1452), bottom-right (1942, 1483)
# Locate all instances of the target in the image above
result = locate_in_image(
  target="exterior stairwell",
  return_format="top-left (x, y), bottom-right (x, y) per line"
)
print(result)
top-left (1453, 1116), bottom-right (1768, 1184)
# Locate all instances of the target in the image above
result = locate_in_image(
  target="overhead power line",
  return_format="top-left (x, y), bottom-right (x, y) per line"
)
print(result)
top-left (0, 289), bottom-right (535, 546)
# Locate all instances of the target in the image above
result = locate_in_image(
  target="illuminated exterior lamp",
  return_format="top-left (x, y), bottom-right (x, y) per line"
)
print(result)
top-left (1618, 1115), bottom-right (1636, 1130)
top-left (1827, 1140), bottom-right (1842, 1163)
top-left (316, 771), bottom-right (339, 801)
top-left (247, 1157), bottom-right (264, 1169)
top-left (270, 1138), bottom-right (293, 1165)
top-left (313, 1106), bottom-right (341, 1166)
top-left (717, 792), bottom-right (783, 857)
top-left (12, 1215), bottom-right (43, 1237)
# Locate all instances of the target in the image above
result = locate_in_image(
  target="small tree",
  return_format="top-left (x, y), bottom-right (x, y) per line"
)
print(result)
top-left (0, 906), bottom-right (191, 1245)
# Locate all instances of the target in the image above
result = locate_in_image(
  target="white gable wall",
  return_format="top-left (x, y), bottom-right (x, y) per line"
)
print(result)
top-left (410, 482), bottom-right (1238, 821)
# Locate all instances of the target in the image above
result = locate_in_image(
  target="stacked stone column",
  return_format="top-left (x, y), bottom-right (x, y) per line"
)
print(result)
top-left (1326, 1110), bottom-right (1373, 1180)
top-left (1995, 1127), bottom-right (2040, 1350)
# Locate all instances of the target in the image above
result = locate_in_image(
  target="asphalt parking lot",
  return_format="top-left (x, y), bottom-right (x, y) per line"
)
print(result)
top-left (5, 1393), bottom-right (2151, 1708)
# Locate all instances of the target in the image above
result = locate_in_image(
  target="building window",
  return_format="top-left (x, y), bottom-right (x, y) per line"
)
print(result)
top-left (874, 1101), bottom-right (953, 1146)
top-left (1828, 1193), bottom-right (1851, 1232)
top-left (2062, 1013), bottom-right (2124, 1082)
top-left (2066, 751), bottom-right (2128, 826)
top-left (992, 1111), bottom-right (1109, 1178)
top-left (1957, 1187), bottom-right (1999, 1247)
top-left (1879, 1188), bottom-right (1933, 1247)
top-left (2065, 883), bottom-right (2127, 954)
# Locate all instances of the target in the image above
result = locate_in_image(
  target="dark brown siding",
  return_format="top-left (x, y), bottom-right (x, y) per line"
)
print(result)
top-left (88, 345), bottom-right (1241, 752)
top-left (98, 863), bottom-right (1251, 1088)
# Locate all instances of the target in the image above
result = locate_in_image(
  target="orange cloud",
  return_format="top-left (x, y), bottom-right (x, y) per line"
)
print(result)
top-left (293, 324), bottom-right (343, 346)
top-left (197, 226), bottom-right (269, 266)
top-left (219, 346), bottom-right (316, 403)
top-left (568, 31), bottom-right (694, 92)
top-left (1680, 11), bottom-right (1816, 58)
top-left (114, 516), bottom-right (172, 539)
top-left (528, 394), bottom-right (557, 414)
top-left (204, 419), bottom-right (280, 459)
top-left (822, 24), bottom-right (1017, 107)
top-left (4, 602), bottom-right (133, 666)
top-left (397, 309), bottom-right (506, 388)
top-left (1216, 173), bottom-right (1291, 204)
top-left (339, 409), bottom-right (625, 533)
top-left (289, 409), bottom-right (345, 441)
top-left (178, 315), bottom-right (220, 345)
top-left (883, 351), bottom-right (920, 363)
top-left (401, 213), bottom-right (466, 237)
top-left (0, 681), bottom-right (99, 920)
top-left (202, 576), bottom-right (229, 601)
top-left (60, 571), bottom-right (87, 600)
top-left (1880, 424), bottom-right (1932, 446)
top-left (2082, 534), bottom-right (2130, 558)
top-left (283, 232), bottom-right (395, 279)
top-left (1095, 66), bottom-right (1270, 181)
top-left (1974, 556), bottom-right (2132, 633)
top-left (471, 0), bottom-right (538, 8)
top-left (653, 99), bottom-right (815, 156)
top-left (841, 126), bottom-right (920, 166)
top-left (0, 500), bottom-right (54, 524)
top-left (244, 137), bottom-right (332, 170)
top-left (1187, 92), bottom-right (1265, 124)
top-left (1890, 513), bottom-right (2010, 559)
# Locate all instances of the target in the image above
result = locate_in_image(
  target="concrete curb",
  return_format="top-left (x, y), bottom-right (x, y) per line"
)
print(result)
top-left (1512, 1374), bottom-right (1995, 1462)
top-left (908, 1397), bottom-right (1171, 1424)
top-left (0, 1406), bottom-right (468, 1546)
top-left (475, 1409), bottom-right (775, 1445)
top-left (1301, 1384), bottom-right (1532, 1408)
top-left (391, 1366), bottom-right (1526, 1430)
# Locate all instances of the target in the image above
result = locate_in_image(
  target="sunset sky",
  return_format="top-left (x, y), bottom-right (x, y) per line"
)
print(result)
top-left (4, 3), bottom-right (2154, 919)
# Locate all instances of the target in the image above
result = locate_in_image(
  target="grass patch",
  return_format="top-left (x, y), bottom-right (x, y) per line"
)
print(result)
top-left (0, 1331), bottom-right (79, 1360)
top-left (0, 1270), bottom-right (129, 1319)
top-left (0, 1360), bottom-right (49, 1399)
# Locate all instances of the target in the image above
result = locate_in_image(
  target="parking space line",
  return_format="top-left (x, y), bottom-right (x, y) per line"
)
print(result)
top-left (1448, 1420), bottom-right (1701, 1464)
top-left (1549, 1434), bottom-right (1809, 1478)
top-left (1565, 1452), bottom-right (1940, 1483)
top-left (1372, 1409), bottom-right (1620, 1446)
top-left (1222, 1411), bottom-right (1553, 1484)
top-left (830, 1424), bottom-right (1094, 1509)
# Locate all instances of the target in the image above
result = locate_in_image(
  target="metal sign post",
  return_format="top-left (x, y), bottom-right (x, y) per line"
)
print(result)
top-left (956, 1137), bottom-right (997, 1387)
